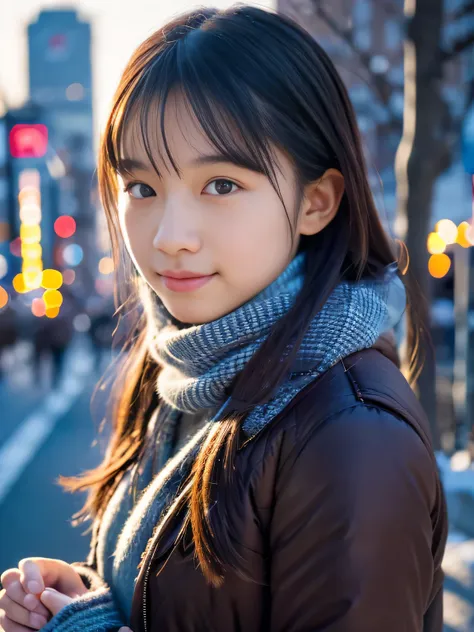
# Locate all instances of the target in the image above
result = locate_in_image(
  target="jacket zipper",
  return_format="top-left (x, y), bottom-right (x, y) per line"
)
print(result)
top-left (142, 551), bottom-right (153, 632)
top-left (141, 483), bottom-right (194, 631)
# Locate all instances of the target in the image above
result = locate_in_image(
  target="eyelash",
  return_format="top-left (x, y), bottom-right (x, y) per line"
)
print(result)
top-left (122, 178), bottom-right (242, 198)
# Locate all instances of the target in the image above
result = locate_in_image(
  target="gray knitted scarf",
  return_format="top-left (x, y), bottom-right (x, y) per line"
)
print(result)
top-left (146, 250), bottom-right (405, 438)
top-left (41, 250), bottom-right (406, 632)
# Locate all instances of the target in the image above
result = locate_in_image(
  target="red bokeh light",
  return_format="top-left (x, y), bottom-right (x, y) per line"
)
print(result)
top-left (9, 237), bottom-right (22, 257)
top-left (9, 125), bottom-right (48, 159)
top-left (54, 215), bottom-right (76, 238)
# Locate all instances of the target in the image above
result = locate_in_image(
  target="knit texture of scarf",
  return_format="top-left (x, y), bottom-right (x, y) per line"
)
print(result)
top-left (41, 250), bottom-right (406, 632)
top-left (147, 250), bottom-right (405, 436)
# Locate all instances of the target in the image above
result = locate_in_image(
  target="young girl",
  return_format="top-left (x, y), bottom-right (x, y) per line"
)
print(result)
top-left (0, 4), bottom-right (448, 631)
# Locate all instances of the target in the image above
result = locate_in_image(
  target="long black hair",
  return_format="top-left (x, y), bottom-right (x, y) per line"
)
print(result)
top-left (59, 4), bottom-right (422, 586)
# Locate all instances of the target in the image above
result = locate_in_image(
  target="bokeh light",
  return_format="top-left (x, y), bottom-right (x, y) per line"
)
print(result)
top-left (457, 222), bottom-right (474, 248)
top-left (31, 297), bottom-right (46, 317)
top-left (98, 256), bottom-right (114, 275)
top-left (62, 269), bottom-right (76, 285)
top-left (22, 243), bottom-right (42, 259)
top-left (428, 253), bottom-right (451, 278)
top-left (20, 203), bottom-right (41, 225)
top-left (45, 306), bottom-right (60, 318)
top-left (74, 313), bottom-right (91, 332)
top-left (42, 269), bottom-right (63, 290)
top-left (54, 215), bottom-right (76, 238)
top-left (0, 255), bottom-right (8, 280)
top-left (427, 232), bottom-right (446, 255)
top-left (0, 286), bottom-right (9, 309)
top-left (23, 267), bottom-right (43, 289)
top-left (20, 224), bottom-right (41, 244)
top-left (10, 237), bottom-right (22, 257)
top-left (13, 273), bottom-right (27, 293)
top-left (43, 289), bottom-right (63, 309)
top-left (435, 219), bottom-right (458, 245)
top-left (63, 244), bottom-right (83, 266)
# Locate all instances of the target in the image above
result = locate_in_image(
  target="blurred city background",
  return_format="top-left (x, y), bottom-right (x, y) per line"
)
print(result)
top-left (0, 0), bottom-right (474, 630)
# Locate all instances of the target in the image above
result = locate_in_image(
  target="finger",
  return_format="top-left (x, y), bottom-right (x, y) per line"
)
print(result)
top-left (17, 561), bottom-right (44, 596)
top-left (3, 580), bottom-right (50, 618)
top-left (39, 588), bottom-right (73, 616)
top-left (0, 570), bottom-right (22, 591)
top-left (0, 610), bottom-right (32, 632)
top-left (0, 592), bottom-right (48, 629)
top-left (18, 558), bottom-right (84, 598)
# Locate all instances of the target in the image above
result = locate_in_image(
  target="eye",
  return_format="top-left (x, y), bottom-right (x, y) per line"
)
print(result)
top-left (203, 179), bottom-right (240, 196)
top-left (123, 182), bottom-right (156, 199)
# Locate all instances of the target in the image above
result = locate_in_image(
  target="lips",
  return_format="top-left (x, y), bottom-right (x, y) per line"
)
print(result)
top-left (158, 272), bottom-right (216, 293)
top-left (159, 270), bottom-right (210, 279)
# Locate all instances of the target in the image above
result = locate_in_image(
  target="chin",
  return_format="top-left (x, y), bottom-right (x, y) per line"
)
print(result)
top-left (162, 303), bottom-right (217, 327)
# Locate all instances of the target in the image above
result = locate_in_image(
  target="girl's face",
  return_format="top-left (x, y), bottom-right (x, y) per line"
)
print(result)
top-left (117, 94), bottom-right (328, 325)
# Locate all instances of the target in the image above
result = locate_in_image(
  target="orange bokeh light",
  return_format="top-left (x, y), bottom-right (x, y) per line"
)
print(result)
top-left (0, 286), bottom-right (8, 309)
top-left (456, 222), bottom-right (474, 248)
top-left (428, 253), bottom-right (451, 278)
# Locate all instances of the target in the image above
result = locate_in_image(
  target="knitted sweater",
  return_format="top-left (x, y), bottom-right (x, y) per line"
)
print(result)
top-left (42, 408), bottom-right (209, 631)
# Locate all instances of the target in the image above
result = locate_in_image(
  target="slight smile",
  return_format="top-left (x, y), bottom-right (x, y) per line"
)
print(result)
top-left (158, 273), bottom-right (216, 293)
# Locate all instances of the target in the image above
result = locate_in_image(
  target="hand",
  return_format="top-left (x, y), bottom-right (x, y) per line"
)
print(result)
top-left (0, 558), bottom-right (88, 631)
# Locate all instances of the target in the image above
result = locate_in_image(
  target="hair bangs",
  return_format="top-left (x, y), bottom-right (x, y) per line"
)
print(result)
top-left (105, 36), bottom-right (291, 211)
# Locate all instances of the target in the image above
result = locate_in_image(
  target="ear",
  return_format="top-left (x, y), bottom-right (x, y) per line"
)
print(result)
top-left (298, 169), bottom-right (345, 236)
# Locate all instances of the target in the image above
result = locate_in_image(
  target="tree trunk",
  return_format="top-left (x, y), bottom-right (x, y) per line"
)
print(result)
top-left (395, 0), bottom-right (444, 450)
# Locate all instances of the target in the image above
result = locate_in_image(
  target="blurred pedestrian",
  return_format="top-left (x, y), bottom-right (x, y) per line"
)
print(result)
top-left (32, 285), bottom-right (79, 389)
top-left (86, 293), bottom-right (116, 373)
top-left (0, 300), bottom-right (19, 380)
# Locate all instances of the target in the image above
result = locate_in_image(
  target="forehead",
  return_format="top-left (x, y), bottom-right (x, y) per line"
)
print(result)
top-left (119, 93), bottom-right (217, 173)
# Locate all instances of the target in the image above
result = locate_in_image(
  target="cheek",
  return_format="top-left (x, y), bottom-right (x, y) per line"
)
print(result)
top-left (119, 207), bottom-right (149, 268)
top-left (218, 202), bottom-right (292, 286)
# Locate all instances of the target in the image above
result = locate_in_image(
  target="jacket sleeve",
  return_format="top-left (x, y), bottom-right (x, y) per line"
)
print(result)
top-left (269, 404), bottom-right (438, 631)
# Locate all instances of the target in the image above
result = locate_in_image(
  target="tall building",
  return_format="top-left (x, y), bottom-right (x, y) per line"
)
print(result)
top-left (27, 9), bottom-right (96, 295)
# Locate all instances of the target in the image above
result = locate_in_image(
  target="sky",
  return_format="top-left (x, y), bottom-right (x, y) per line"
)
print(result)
top-left (0, 0), bottom-right (273, 141)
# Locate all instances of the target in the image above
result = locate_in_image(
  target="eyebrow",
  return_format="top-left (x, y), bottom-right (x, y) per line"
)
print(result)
top-left (116, 153), bottom-right (255, 176)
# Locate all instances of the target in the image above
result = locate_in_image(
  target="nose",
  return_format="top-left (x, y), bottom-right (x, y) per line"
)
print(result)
top-left (152, 197), bottom-right (201, 255)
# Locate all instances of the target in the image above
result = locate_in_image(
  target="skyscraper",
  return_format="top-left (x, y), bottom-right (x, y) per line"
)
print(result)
top-left (27, 8), bottom-right (96, 294)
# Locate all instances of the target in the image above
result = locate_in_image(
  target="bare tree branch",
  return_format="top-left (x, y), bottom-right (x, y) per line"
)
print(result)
top-left (442, 32), bottom-right (474, 62)
top-left (309, 0), bottom-right (397, 113)
top-left (449, 1), bottom-right (474, 21)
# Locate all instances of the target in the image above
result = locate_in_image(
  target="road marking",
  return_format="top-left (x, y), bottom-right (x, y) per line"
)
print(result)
top-left (0, 348), bottom-right (92, 505)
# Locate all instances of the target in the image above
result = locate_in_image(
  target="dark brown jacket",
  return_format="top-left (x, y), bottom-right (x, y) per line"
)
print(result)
top-left (122, 348), bottom-right (447, 632)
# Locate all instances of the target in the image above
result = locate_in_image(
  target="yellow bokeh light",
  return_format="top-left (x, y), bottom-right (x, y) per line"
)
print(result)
top-left (428, 253), bottom-right (451, 278)
top-left (22, 243), bottom-right (42, 259)
top-left (98, 256), bottom-right (114, 275)
top-left (456, 222), bottom-right (473, 248)
top-left (20, 224), bottom-right (41, 244)
top-left (45, 306), bottom-right (60, 318)
top-left (427, 232), bottom-right (446, 255)
top-left (43, 289), bottom-right (63, 310)
top-left (0, 286), bottom-right (8, 309)
top-left (42, 269), bottom-right (63, 290)
top-left (23, 268), bottom-right (43, 290)
top-left (435, 219), bottom-right (458, 245)
top-left (13, 273), bottom-right (27, 293)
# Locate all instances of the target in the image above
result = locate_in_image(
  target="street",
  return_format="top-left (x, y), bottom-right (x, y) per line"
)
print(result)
top-left (0, 336), bottom-right (473, 631)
